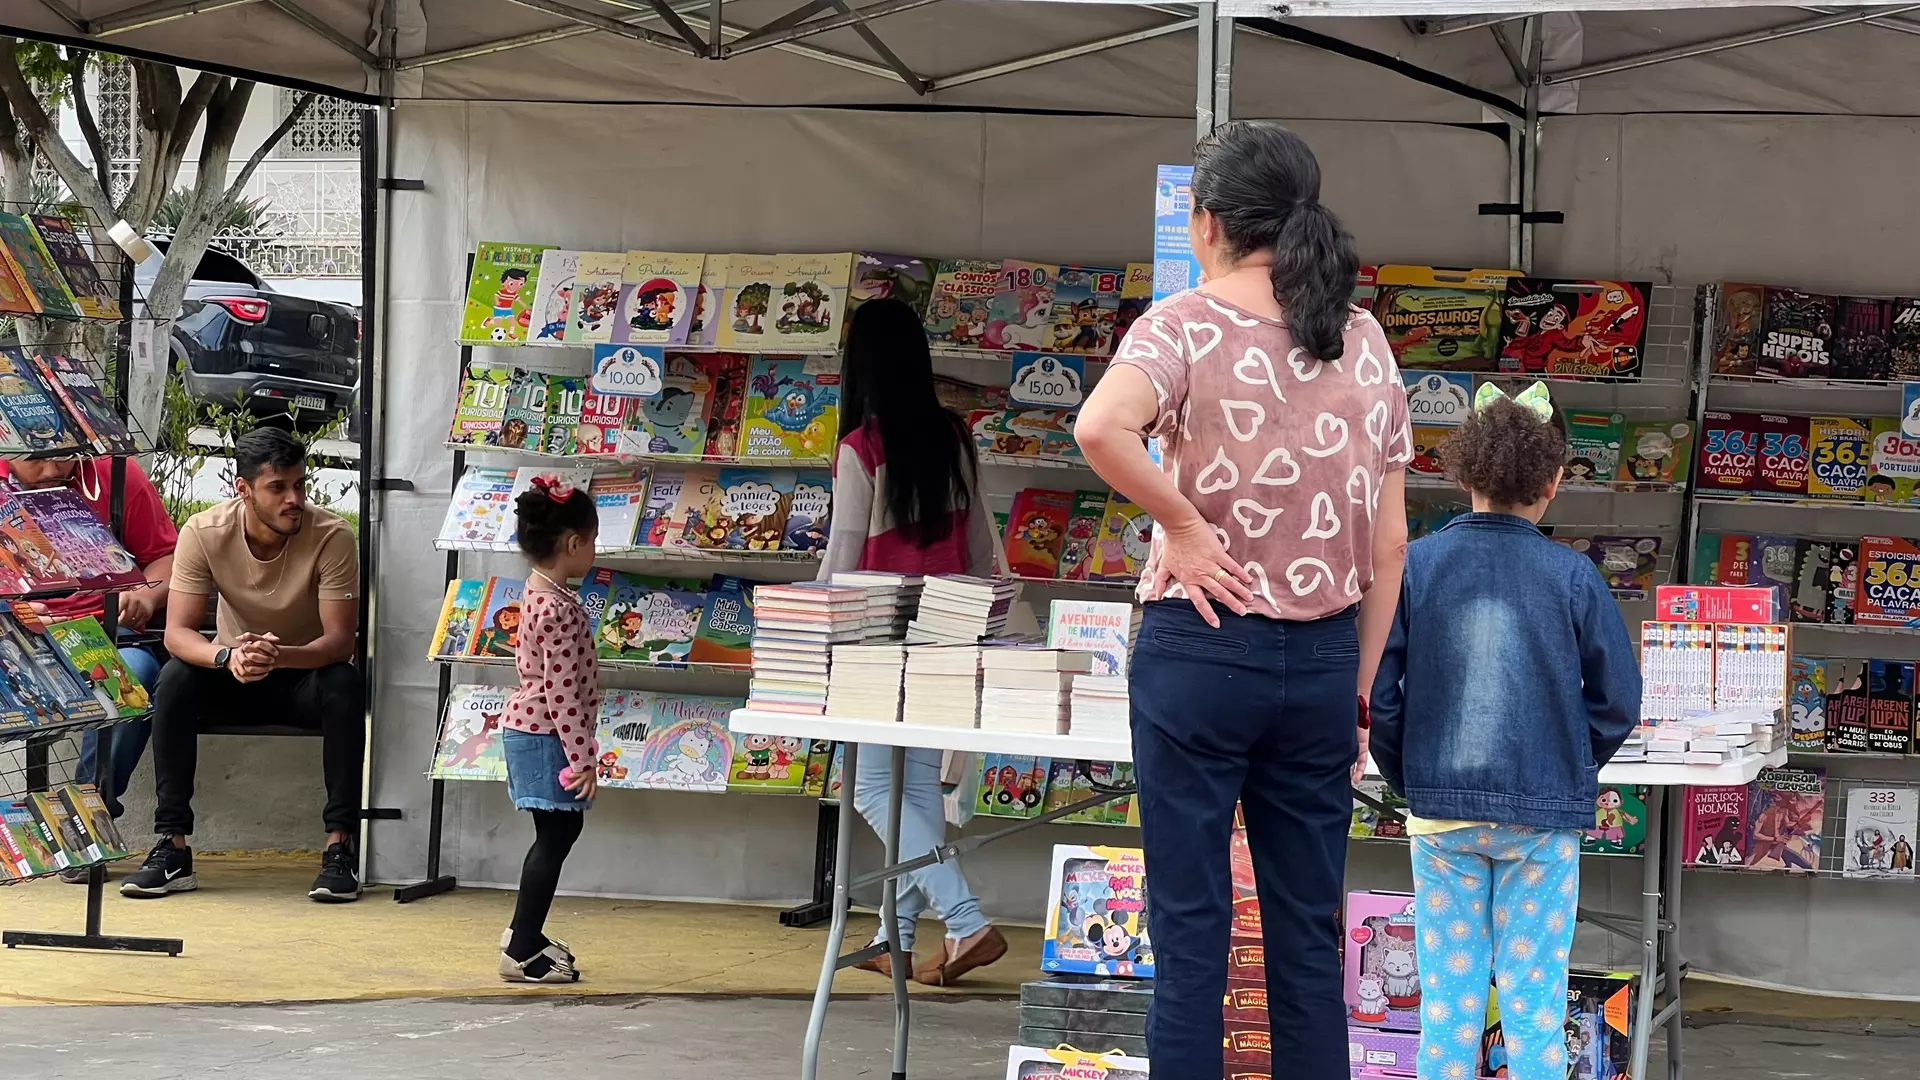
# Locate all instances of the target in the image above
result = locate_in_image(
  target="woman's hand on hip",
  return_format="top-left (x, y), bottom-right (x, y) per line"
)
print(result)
top-left (1154, 518), bottom-right (1254, 628)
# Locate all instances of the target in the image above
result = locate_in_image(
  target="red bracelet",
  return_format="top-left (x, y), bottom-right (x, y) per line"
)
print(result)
top-left (1356, 696), bottom-right (1371, 730)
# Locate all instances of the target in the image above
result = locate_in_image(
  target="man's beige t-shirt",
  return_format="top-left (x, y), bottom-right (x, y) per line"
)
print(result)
top-left (170, 498), bottom-right (360, 646)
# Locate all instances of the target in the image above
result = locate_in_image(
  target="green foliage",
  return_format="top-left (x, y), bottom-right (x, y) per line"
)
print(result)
top-left (149, 369), bottom-right (353, 525)
top-left (153, 188), bottom-right (284, 240)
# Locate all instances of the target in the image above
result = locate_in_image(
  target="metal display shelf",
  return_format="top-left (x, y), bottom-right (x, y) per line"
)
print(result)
top-left (976, 452), bottom-right (1094, 471)
top-left (432, 538), bottom-right (822, 563)
top-left (431, 653), bottom-right (753, 675)
top-left (440, 442), bottom-right (832, 470)
top-left (1693, 492), bottom-right (1920, 514)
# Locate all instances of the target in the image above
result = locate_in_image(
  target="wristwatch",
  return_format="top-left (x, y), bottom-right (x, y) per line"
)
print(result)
top-left (214, 646), bottom-right (232, 671)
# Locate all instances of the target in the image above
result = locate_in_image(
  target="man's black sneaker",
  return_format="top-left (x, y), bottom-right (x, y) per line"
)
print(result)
top-left (120, 840), bottom-right (196, 897)
top-left (58, 864), bottom-right (101, 884)
top-left (308, 842), bottom-right (361, 903)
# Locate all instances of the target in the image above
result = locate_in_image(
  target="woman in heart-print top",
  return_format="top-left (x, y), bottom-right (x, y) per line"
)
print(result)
top-left (1078, 120), bottom-right (1413, 1079)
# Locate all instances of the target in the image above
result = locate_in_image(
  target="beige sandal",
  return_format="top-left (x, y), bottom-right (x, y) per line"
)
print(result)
top-left (498, 942), bottom-right (579, 983)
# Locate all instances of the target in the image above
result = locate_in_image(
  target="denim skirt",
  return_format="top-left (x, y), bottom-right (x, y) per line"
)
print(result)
top-left (503, 729), bottom-right (593, 811)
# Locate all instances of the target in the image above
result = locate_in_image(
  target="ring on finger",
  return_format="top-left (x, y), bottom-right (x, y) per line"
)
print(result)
top-left (1213, 568), bottom-right (1230, 582)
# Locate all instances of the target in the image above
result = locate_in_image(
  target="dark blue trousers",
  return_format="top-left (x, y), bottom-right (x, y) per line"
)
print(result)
top-left (1130, 600), bottom-right (1359, 1080)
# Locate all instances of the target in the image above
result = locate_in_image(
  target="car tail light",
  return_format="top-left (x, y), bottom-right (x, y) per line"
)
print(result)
top-left (207, 296), bottom-right (269, 323)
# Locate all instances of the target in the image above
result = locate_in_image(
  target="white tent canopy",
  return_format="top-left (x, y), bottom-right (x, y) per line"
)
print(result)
top-left (11, 0), bottom-right (1920, 1000)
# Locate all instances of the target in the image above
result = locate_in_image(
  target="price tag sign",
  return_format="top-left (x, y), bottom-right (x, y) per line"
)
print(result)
top-left (1153, 164), bottom-right (1200, 303)
top-left (1009, 352), bottom-right (1086, 408)
top-left (591, 344), bottom-right (663, 399)
top-left (1402, 371), bottom-right (1473, 428)
top-left (131, 318), bottom-right (160, 375)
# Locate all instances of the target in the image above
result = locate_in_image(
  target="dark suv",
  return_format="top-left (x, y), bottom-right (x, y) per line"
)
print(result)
top-left (138, 243), bottom-right (359, 428)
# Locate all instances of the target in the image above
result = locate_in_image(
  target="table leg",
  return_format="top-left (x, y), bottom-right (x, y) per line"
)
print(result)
top-left (884, 745), bottom-right (911, 1080)
top-left (1627, 785), bottom-right (1663, 1080)
top-left (1663, 781), bottom-right (1686, 1080)
top-left (802, 742), bottom-right (860, 1080)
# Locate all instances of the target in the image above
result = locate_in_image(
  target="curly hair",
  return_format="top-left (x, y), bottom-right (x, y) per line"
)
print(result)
top-left (1437, 397), bottom-right (1569, 508)
top-left (515, 485), bottom-right (598, 560)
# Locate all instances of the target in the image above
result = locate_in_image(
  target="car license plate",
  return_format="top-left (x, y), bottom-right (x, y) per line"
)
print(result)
top-left (293, 393), bottom-right (328, 412)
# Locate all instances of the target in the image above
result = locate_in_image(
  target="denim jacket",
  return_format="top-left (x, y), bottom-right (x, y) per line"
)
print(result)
top-left (1369, 512), bottom-right (1641, 830)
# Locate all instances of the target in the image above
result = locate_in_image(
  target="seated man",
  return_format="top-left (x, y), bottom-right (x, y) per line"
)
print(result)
top-left (0, 454), bottom-right (175, 878)
top-left (123, 426), bottom-right (365, 903)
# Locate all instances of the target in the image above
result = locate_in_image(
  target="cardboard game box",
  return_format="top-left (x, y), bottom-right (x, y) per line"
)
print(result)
top-left (1344, 890), bottom-right (1421, 1032)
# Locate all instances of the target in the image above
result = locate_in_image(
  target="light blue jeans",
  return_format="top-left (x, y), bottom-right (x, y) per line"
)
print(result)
top-left (851, 745), bottom-right (988, 951)
top-left (74, 644), bottom-right (165, 819)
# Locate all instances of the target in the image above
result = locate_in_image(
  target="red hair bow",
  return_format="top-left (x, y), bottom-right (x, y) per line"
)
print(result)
top-left (528, 474), bottom-right (574, 502)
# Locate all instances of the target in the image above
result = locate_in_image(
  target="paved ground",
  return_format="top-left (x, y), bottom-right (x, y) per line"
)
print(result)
top-left (3, 995), bottom-right (1915, 1080)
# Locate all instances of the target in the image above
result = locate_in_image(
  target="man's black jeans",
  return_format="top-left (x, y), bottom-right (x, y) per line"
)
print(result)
top-left (148, 658), bottom-right (365, 837)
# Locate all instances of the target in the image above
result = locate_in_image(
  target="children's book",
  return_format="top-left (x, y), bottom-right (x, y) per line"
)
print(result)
top-left (0, 799), bottom-right (58, 878)
top-left (802, 738), bottom-right (833, 797)
top-left (68, 784), bottom-right (129, 862)
top-left (1046, 600), bottom-right (1137, 677)
top-left (1041, 844), bottom-right (1153, 978)
top-left (460, 242), bottom-right (551, 345)
top-left (565, 251), bottom-right (624, 345)
top-left (448, 365), bottom-right (513, 446)
top-left (728, 730), bottom-right (810, 792)
top-left (1746, 766), bottom-right (1825, 872)
top-left (525, 248), bottom-right (579, 346)
top-left (465, 577), bottom-right (525, 659)
top-left (0, 212), bottom-right (76, 318)
top-left (1497, 278), bottom-right (1650, 379)
top-left (781, 471), bottom-right (832, 552)
top-left (504, 466), bottom-right (596, 546)
top-left (689, 468), bottom-right (794, 551)
top-left (613, 251), bottom-right (706, 346)
top-left (5, 615), bottom-right (105, 723)
top-left (14, 488), bottom-right (141, 588)
top-left (688, 257), bottom-right (727, 348)
top-left (1047, 265), bottom-right (1125, 356)
top-left (987, 260), bottom-right (1059, 352)
top-left (575, 384), bottom-right (629, 455)
top-left (1062, 762), bottom-right (1135, 825)
top-left (717, 254), bottom-right (778, 351)
top-left (0, 230), bottom-right (36, 317)
top-left (1698, 411), bottom-right (1761, 492)
top-left (45, 615), bottom-right (148, 717)
top-left (428, 578), bottom-right (487, 658)
top-left (1856, 535), bottom-right (1920, 627)
top-left (662, 465), bottom-right (719, 548)
top-left (32, 354), bottom-right (133, 454)
top-left (689, 576), bottom-right (755, 667)
top-left (1867, 417), bottom-right (1920, 504)
top-left (631, 693), bottom-right (740, 792)
top-left (1714, 282), bottom-right (1765, 375)
top-left (1619, 420), bottom-right (1694, 486)
top-left (1583, 535), bottom-right (1661, 600)
top-left (1789, 656), bottom-right (1829, 750)
top-left (0, 347), bottom-right (82, 452)
top-left (1564, 411), bottom-right (1626, 484)
top-left (621, 356), bottom-right (709, 457)
top-left (1005, 490), bottom-right (1073, 579)
top-left (980, 753), bottom-right (1050, 818)
top-left (1866, 659), bottom-right (1915, 755)
top-left (28, 215), bottom-right (118, 319)
top-left (497, 369), bottom-right (549, 450)
top-left (0, 494), bottom-right (75, 592)
top-left (637, 466), bottom-right (689, 548)
top-left (848, 252), bottom-right (934, 322)
top-left (1109, 262), bottom-right (1154, 356)
top-left (540, 375), bottom-right (586, 455)
top-left (767, 253), bottom-right (854, 351)
top-left (738, 356), bottom-right (840, 461)
top-left (1842, 785), bottom-right (1917, 878)
top-left (694, 352), bottom-right (751, 460)
top-left (1056, 491), bottom-right (1108, 581)
top-left (1088, 496), bottom-right (1151, 583)
top-left (1581, 784), bottom-right (1648, 855)
top-left (1755, 413), bottom-right (1811, 495)
top-left (1373, 265), bottom-right (1512, 371)
top-left (923, 259), bottom-right (1002, 348)
top-left (1758, 286), bottom-right (1837, 378)
top-left (592, 691), bottom-right (647, 788)
top-left (26, 792), bottom-right (84, 868)
top-left (583, 570), bottom-right (704, 663)
top-left (589, 467), bottom-right (650, 550)
top-left (1805, 416), bottom-right (1872, 499)
top-left (430, 684), bottom-right (509, 781)
top-left (1684, 785), bottom-right (1749, 866)
top-left (440, 467), bottom-right (516, 547)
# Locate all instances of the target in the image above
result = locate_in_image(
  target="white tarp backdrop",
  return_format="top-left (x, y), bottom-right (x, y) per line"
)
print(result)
top-left (11, 0), bottom-right (1920, 997)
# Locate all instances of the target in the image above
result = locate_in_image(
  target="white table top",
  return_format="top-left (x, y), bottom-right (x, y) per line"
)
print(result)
top-left (728, 710), bottom-right (1790, 787)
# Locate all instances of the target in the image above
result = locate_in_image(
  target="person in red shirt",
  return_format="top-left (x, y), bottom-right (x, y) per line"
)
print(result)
top-left (0, 455), bottom-right (176, 862)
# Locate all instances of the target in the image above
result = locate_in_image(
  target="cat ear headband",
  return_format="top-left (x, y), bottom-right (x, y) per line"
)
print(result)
top-left (1473, 380), bottom-right (1553, 422)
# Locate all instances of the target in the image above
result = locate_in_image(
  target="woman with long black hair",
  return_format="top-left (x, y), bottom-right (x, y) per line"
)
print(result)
top-left (1077, 121), bottom-right (1414, 1077)
top-left (818, 296), bottom-right (1007, 985)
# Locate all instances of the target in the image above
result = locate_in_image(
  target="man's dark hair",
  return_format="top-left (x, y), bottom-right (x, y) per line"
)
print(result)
top-left (234, 425), bottom-right (307, 483)
top-left (1438, 398), bottom-right (1569, 508)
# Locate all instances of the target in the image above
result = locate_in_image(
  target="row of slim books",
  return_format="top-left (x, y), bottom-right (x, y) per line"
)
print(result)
top-left (1678, 765), bottom-right (1920, 878)
top-left (0, 610), bottom-right (149, 732)
top-left (0, 783), bottom-right (132, 881)
top-left (429, 571), bottom-right (756, 667)
top-left (1003, 489), bottom-right (1148, 583)
top-left (1694, 531), bottom-right (1919, 627)
top-left (0, 211), bottom-right (122, 322)
top-left (448, 352), bottom-right (839, 464)
top-left (441, 464), bottom-right (830, 555)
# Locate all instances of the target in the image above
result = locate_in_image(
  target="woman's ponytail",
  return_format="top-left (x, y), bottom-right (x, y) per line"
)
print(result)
top-left (1270, 200), bottom-right (1358, 363)
top-left (1191, 120), bottom-right (1358, 362)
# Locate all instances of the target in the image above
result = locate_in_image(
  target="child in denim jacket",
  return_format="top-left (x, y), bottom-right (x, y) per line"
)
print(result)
top-left (1369, 382), bottom-right (1640, 1080)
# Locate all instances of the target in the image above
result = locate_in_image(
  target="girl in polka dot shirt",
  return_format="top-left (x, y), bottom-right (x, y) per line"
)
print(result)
top-left (497, 474), bottom-right (601, 984)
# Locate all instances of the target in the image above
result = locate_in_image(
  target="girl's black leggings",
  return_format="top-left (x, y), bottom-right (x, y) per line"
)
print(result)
top-left (507, 809), bottom-right (584, 959)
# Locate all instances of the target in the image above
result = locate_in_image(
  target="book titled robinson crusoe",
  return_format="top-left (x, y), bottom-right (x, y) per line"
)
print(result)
top-left (1746, 766), bottom-right (1825, 872)
top-left (28, 214), bottom-right (119, 319)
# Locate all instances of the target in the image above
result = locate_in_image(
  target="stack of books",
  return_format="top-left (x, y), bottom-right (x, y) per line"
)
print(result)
top-left (1637, 706), bottom-right (1773, 765)
top-left (746, 583), bottom-right (867, 715)
top-left (979, 648), bottom-right (1096, 735)
top-left (907, 576), bottom-right (1020, 644)
top-left (825, 643), bottom-right (907, 721)
top-left (902, 644), bottom-right (984, 728)
top-left (830, 571), bottom-right (923, 641)
top-left (1068, 675), bottom-right (1130, 739)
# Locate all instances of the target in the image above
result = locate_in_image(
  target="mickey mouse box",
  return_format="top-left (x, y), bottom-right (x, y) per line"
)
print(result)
top-left (1042, 844), bottom-right (1155, 978)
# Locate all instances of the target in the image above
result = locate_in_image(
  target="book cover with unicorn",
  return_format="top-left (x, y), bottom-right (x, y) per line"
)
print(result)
top-left (631, 694), bottom-right (742, 792)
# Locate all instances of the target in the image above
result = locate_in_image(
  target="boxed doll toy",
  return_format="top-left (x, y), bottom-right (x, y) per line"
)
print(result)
top-left (1344, 890), bottom-right (1421, 1031)
top-left (1004, 1045), bottom-right (1150, 1080)
top-left (1042, 845), bottom-right (1154, 978)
